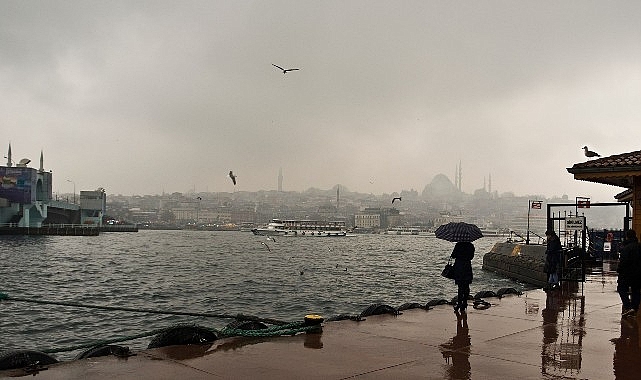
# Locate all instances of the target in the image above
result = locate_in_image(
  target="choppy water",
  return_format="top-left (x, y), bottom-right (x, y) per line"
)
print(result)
top-left (0, 231), bottom-right (526, 360)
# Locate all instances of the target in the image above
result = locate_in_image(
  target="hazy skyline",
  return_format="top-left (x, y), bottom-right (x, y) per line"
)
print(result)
top-left (2, 1), bottom-right (640, 201)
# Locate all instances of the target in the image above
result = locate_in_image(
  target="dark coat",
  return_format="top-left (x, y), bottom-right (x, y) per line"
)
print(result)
top-left (544, 235), bottom-right (562, 274)
top-left (617, 235), bottom-right (641, 286)
top-left (451, 242), bottom-right (474, 285)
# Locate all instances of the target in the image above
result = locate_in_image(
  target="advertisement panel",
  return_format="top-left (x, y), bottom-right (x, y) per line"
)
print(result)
top-left (0, 167), bottom-right (36, 204)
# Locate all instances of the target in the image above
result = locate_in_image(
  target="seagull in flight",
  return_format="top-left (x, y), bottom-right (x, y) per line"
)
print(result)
top-left (392, 197), bottom-right (402, 204)
top-left (583, 146), bottom-right (601, 158)
top-left (228, 171), bottom-right (237, 185)
top-left (272, 64), bottom-right (300, 74)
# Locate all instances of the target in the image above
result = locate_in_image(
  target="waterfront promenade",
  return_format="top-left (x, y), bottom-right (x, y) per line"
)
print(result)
top-left (1, 270), bottom-right (634, 379)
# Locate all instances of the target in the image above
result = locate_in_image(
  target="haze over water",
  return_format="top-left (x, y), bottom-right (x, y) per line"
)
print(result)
top-left (1, 231), bottom-right (525, 360)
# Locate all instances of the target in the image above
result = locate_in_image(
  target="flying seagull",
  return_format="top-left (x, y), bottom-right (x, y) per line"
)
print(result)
top-left (272, 64), bottom-right (300, 74)
top-left (392, 197), bottom-right (402, 204)
top-left (228, 171), bottom-right (237, 185)
top-left (583, 146), bottom-right (601, 158)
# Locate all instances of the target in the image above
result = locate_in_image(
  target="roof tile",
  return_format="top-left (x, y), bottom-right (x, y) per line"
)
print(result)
top-left (571, 150), bottom-right (641, 169)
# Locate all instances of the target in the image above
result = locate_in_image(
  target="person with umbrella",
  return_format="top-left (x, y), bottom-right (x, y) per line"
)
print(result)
top-left (435, 222), bottom-right (482, 314)
top-left (450, 241), bottom-right (475, 314)
top-left (544, 230), bottom-right (562, 291)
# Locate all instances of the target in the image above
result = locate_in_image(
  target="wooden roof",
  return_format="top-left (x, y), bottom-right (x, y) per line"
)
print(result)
top-left (566, 149), bottom-right (641, 188)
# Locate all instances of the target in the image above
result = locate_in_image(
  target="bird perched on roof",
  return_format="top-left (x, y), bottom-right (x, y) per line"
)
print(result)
top-left (583, 146), bottom-right (601, 158)
top-left (228, 171), bottom-right (237, 185)
top-left (392, 197), bottom-right (402, 204)
top-left (272, 63), bottom-right (300, 74)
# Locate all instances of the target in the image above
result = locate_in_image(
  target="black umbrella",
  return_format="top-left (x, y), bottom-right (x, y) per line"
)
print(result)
top-left (434, 222), bottom-right (483, 242)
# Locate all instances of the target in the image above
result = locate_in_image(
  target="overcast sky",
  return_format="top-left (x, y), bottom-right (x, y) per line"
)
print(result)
top-left (2, 1), bottom-right (640, 201)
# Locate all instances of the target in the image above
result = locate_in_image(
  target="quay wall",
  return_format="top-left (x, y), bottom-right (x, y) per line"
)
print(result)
top-left (0, 224), bottom-right (99, 236)
top-left (482, 242), bottom-right (548, 287)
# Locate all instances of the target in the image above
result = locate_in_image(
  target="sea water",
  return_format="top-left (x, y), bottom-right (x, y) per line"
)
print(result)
top-left (0, 231), bottom-right (527, 359)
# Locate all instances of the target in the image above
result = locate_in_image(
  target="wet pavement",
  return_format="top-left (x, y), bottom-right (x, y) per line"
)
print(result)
top-left (1, 270), bottom-right (637, 379)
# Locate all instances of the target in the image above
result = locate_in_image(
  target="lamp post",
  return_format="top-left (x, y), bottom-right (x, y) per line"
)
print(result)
top-left (196, 196), bottom-right (202, 224)
top-left (527, 200), bottom-right (542, 245)
top-left (66, 179), bottom-right (76, 204)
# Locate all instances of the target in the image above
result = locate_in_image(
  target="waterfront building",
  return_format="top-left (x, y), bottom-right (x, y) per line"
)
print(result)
top-left (0, 143), bottom-right (105, 228)
top-left (0, 145), bottom-right (53, 227)
top-left (354, 211), bottom-right (381, 229)
top-left (79, 189), bottom-right (106, 226)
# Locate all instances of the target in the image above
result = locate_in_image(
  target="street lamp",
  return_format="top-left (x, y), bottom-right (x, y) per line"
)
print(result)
top-left (527, 199), bottom-right (543, 245)
top-left (66, 179), bottom-right (76, 204)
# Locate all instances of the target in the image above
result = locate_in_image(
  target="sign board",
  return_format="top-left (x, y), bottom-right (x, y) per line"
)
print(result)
top-left (603, 242), bottom-right (612, 252)
top-left (577, 200), bottom-right (591, 208)
top-left (565, 217), bottom-right (585, 231)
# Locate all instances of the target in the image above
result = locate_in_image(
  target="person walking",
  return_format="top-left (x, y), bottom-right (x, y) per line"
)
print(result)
top-left (544, 230), bottom-right (562, 290)
top-left (617, 229), bottom-right (641, 317)
top-left (451, 241), bottom-right (475, 314)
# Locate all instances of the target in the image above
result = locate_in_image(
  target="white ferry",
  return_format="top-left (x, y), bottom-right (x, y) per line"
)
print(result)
top-left (251, 219), bottom-right (347, 237)
top-left (385, 226), bottom-right (421, 235)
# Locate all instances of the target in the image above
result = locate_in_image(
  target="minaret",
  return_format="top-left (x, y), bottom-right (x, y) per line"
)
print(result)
top-left (39, 150), bottom-right (44, 172)
top-left (6, 143), bottom-right (12, 167)
top-left (454, 165), bottom-right (458, 189)
top-left (488, 173), bottom-right (492, 193)
top-left (458, 160), bottom-right (462, 191)
top-left (278, 168), bottom-right (283, 192)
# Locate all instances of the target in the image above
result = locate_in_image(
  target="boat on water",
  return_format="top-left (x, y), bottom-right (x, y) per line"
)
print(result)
top-left (251, 219), bottom-right (347, 237)
top-left (385, 226), bottom-right (421, 235)
top-left (479, 228), bottom-right (510, 237)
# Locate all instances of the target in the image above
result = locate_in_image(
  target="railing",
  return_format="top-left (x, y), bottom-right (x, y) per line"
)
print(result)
top-left (560, 246), bottom-right (586, 282)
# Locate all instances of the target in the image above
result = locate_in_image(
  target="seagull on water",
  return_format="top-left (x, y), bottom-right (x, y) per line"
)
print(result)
top-left (228, 171), bottom-right (237, 185)
top-left (392, 197), bottom-right (402, 204)
top-left (261, 242), bottom-right (271, 252)
top-left (266, 236), bottom-right (276, 242)
top-left (272, 64), bottom-right (300, 74)
top-left (583, 146), bottom-right (601, 158)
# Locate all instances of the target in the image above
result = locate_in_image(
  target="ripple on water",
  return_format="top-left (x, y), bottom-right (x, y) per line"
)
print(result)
top-left (0, 231), bottom-right (525, 359)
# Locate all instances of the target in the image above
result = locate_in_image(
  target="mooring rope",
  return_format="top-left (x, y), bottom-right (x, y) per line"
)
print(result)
top-left (40, 328), bottom-right (170, 354)
top-left (220, 321), bottom-right (319, 338)
top-left (1, 287), bottom-right (521, 358)
top-left (0, 292), bottom-right (286, 325)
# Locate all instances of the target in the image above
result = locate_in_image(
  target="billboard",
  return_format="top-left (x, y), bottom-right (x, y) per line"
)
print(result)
top-left (0, 167), bottom-right (37, 204)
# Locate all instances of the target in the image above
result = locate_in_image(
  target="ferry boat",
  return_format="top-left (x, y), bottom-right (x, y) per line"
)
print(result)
top-left (385, 226), bottom-right (421, 235)
top-left (251, 219), bottom-right (347, 237)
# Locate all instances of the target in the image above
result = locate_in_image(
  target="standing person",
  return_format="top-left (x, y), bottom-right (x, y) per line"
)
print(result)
top-left (451, 241), bottom-right (475, 314)
top-left (617, 229), bottom-right (641, 317)
top-left (544, 230), bottom-right (562, 290)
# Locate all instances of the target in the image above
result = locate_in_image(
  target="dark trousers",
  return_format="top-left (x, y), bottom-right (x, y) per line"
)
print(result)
top-left (617, 282), bottom-right (641, 311)
top-left (457, 282), bottom-right (470, 311)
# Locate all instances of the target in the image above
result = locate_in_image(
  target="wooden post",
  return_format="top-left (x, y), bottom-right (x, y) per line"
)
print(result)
top-left (634, 176), bottom-right (641, 239)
